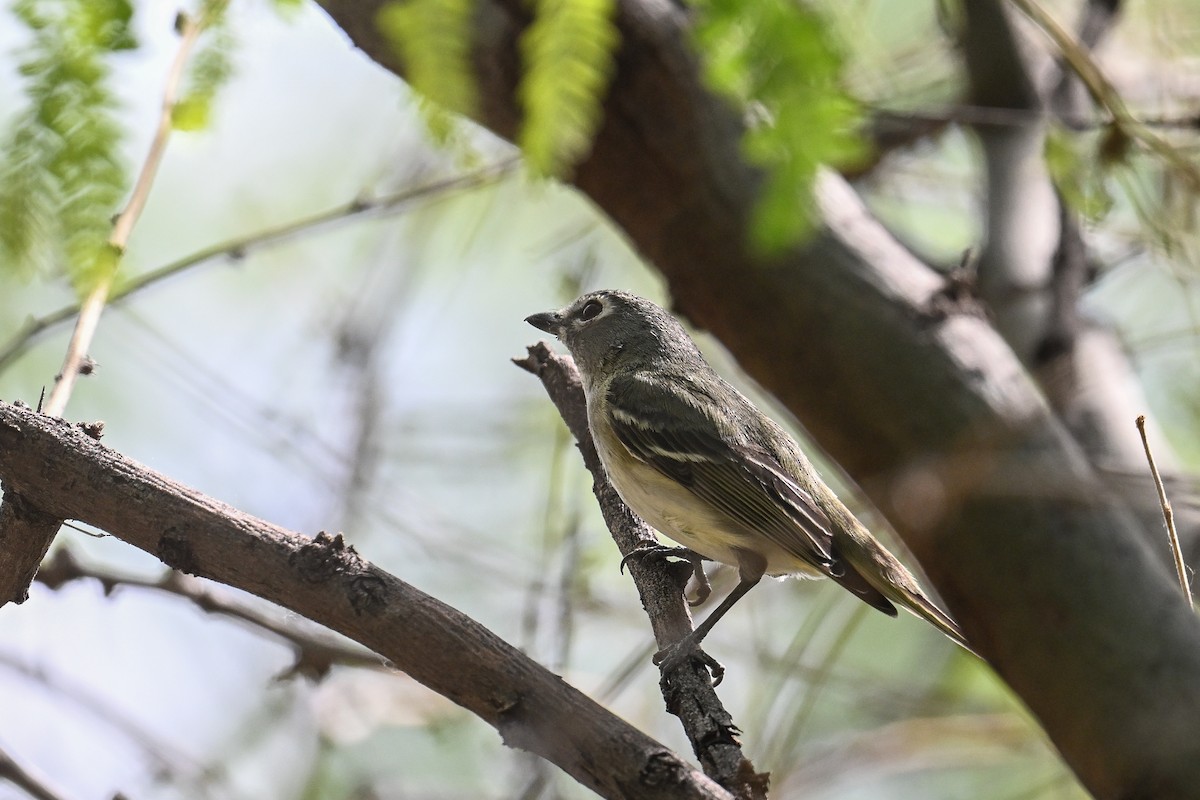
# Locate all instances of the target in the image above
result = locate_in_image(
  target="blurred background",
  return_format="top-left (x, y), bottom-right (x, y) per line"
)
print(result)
top-left (0, 0), bottom-right (1197, 797)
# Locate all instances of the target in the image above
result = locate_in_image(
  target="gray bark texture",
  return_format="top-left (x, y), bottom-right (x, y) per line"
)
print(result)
top-left (0, 402), bottom-right (734, 800)
top-left (313, 0), bottom-right (1200, 797)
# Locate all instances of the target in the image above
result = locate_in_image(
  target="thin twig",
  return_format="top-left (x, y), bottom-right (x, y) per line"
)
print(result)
top-left (42, 12), bottom-right (210, 416)
top-left (34, 549), bottom-right (385, 679)
top-left (770, 603), bottom-right (868, 763)
top-left (1008, 0), bottom-right (1200, 191)
top-left (779, 712), bottom-right (1034, 796)
top-left (0, 651), bottom-right (191, 776)
top-left (870, 104), bottom-right (1200, 132)
top-left (0, 744), bottom-right (70, 800)
top-left (0, 161), bottom-right (518, 374)
top-left (1136, 415), bottom-right (1193, 607)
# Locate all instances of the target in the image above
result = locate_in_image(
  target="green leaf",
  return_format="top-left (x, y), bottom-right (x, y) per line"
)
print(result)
top-left (173, 21), bottom-right (236, 132)
top-left (518, 0), bottom-right (618, 176)
top-left (79, 0), bottom-right (138, 51)
top-left (692, 0), bottom-right (866, 252)
top-left (377, 0), bottom-right (479, 142)
top-left (1045, 125), bottom-right (1114, 223)
top-left (171, 96), bottom-right (212, 131)
top-left (0, 0), bottom-right (134, 289)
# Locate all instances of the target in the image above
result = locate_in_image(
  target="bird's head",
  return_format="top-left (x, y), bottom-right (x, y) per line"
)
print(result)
top-left (526, 290), bottom-right (697, 379)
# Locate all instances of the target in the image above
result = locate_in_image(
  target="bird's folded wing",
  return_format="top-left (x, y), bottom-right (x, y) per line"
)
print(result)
top-left (606, 375), bottom-right (835, 569)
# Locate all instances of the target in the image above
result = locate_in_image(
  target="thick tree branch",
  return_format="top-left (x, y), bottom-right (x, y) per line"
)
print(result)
top-left (958, 0), bottom-right (1192, 548)
top-left (0, 483), bottom-right (61, 604)
top-left (313, 1), bottom-right (1200, 795)
top-left (960, 0), bottom-right (1061, 365)
top-left (0, 401), bottom-right (731, 800)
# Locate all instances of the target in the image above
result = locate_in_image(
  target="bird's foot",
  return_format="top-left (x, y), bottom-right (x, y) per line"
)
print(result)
top-left (654, 638), bottom-right (725, 687)
top-left (619, 544), bottom-right (712, 606)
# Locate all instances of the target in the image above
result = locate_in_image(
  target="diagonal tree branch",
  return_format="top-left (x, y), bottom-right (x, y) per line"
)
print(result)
top-left (312, 1), bottom-right (1200, 796)
top-left (0, 744), bottom-right (68, 800)
top-left (0, 161), bottom-right (519, 375)
top-left (0, 400), bottom-right (731, 800)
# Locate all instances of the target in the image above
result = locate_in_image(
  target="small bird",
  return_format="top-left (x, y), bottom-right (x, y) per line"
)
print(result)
top-left (526, 289), bottom-right (970, 675)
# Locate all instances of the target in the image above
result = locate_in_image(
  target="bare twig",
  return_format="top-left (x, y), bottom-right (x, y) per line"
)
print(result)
top-left (41, 283), bottom-right (109, 416)
top-left (869, 105), bottom-right (1200, 132)
top-left (34, 549), bottom-right (385, 679)
top-left (780, 712), bottom-right (1036, 796)
top-left (0, 650), bottom-right (197, 777)
top-left (43, 11), bottom-right (211, 417)
top-left (1136, 415), bottom-right (1193, 606)
top-left (1008, 0), bottom-right (1200, 190)
top-left (0, 162), bottom-right (518, 374)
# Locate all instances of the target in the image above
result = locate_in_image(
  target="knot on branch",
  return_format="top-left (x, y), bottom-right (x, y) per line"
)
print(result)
top-left (157, 526), bottom-right (199, 575)
top-left (292, 531), bottom-right (387, 616)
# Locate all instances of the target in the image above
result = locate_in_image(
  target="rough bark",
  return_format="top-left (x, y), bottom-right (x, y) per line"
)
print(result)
top-left (0, 487), bottom-right (61, 605)
top-left (0, 401), bottom-right (732, 800)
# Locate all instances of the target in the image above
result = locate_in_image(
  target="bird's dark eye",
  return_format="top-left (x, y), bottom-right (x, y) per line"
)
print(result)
top-left (580, 299), bottom-right (603, 321)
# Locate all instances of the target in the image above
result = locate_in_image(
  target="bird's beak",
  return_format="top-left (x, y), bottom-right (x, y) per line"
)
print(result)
top-left (525, 310), bottom-right (563, 336)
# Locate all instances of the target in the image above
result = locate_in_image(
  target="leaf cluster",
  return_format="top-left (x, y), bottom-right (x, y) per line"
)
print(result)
top-left (173, 2), bottom-right (237, 132)
top-left (377, 0), bottom-right (618, 176)
top-left (377, 0), bottom-right (480, 144)
top-left (1045, 124), bottom-right (1117, 224)
top-left (0, 0), bottom-right (136, 289)
top-left (693, 0), bottom-right (865, 252)
top-left (377, 0), bottom-right (864, 252)
top-left (518, 0), bottom-right (618, 176)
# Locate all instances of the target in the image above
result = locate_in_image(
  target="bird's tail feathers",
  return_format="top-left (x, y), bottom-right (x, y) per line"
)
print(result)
top-left (893, 586), bottom-right (977, 656)
top-left (835, 533), bottom-right (977, 657)
top-left (829, 561), bottom-right (899, 618)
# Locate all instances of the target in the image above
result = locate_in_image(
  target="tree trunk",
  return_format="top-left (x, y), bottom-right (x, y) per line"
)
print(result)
top-left (315, 0), bottom-right (1200, 795)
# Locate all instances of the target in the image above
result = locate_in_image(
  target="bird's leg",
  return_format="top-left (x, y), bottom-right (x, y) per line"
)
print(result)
top-left (655, 550), bottom-right (766, 686)
top-left (619, 543), bottom-right (712, 606)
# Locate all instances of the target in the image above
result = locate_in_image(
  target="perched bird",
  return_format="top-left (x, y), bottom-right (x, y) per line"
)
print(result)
top-left (526, 289), bottom-right (970, 675)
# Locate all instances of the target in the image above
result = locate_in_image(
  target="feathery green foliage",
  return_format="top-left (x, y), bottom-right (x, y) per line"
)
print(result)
top-left (693, 0), bottom-right (865, 252)
top-left (518, 0), bottom-right (618, 177)
top-left (0, 0), bottom-right (135, 288)
top-left (377, 0), bottom-right (478, 143)
top-left (1045, 125), bottom-right (1116, 223)
top-left (173, 4), bottom-right (236, 132)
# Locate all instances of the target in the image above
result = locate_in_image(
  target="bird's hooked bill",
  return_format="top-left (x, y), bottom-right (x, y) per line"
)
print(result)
top-left (525, 311), bottom-right (563, 336)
